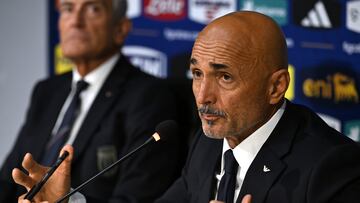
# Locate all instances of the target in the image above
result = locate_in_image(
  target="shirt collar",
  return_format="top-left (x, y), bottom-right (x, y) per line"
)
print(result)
top-left (222, 100), bottom-right (287, 175)
top-left (72, 53), bottom-right (120, 87)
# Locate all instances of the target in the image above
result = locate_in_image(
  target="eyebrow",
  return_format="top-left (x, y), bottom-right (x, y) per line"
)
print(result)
top-left (190, 58), bottom-right (197, 65)
top-left (60, 0), bottom-right (103, 5)
top-left (59, 0), bottom-right (71, 6)
top-left (189, 58), bottom-right (229, 70)
top-left (210, 62), bottom-right (229, 70)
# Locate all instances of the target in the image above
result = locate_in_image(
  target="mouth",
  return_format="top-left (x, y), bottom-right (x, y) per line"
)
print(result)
top-left (64, 31), bottom-right (89, 41)
top-left (199, 113), bottom-right (222, 122)
top-left (198, 105), bottom-right (226, 124)
top-left (66, 35), bottom-right (88, 42)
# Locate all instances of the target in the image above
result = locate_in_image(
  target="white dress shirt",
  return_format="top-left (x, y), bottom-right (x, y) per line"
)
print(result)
top-left (50, 53), bottom-right (120, 203)
top-left (215, 101), bottom-right (286, 202)
top-left (51, 53), bottom-right (119, 146)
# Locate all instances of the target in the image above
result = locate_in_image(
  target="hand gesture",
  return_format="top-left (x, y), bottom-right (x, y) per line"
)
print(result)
top-left (12, 145), bottom-right (74, 203)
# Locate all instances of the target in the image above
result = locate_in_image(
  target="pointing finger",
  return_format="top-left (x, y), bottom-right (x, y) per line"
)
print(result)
top-left (21, 153), bottom-right (47, 180)
top-left (12, 168), bottom-right (36, 191)
top-left (58, 145), bottom-right (74, 176)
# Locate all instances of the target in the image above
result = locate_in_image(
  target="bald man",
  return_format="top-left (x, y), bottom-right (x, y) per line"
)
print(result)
top-left (14, 11), bottom-right (360, 203)
top-left (156, 11), bottom-right (360, 203)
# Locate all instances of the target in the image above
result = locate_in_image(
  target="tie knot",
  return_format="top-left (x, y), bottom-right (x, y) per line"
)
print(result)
top-left (75, 80), bottom-right (89, 94)
top-left (224, 149), bottom-right (238, 174)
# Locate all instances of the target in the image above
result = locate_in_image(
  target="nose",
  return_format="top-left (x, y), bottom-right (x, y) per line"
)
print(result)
top-left (194, 78), bottom-right (216, 105)
top-left (69, 7), bottom-right (85, 27)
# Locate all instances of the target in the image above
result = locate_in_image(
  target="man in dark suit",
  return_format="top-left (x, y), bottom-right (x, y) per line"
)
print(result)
top-left (13, 10), bottom-right (360, 203)
top-left (156, 11), bottom-right (360, 203)
top-left (1, 0), bottom-right (182, 202)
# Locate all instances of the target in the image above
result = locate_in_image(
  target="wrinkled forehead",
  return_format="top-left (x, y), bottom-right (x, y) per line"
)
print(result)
top-left (191, 39), bottom-right (256, 68)
top-left (191, 22), bottom-right (259, 69)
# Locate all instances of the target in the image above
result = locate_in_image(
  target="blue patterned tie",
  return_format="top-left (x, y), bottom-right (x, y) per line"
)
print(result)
top-left (217, 149), bottom-right (239, 203)
top-left (41, 80), bottom-right (89, 166)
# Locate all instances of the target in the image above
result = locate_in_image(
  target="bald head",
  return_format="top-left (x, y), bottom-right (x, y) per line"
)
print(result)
top-left (195, 11), bottom-right (288, 72)
top-left (191, 11), bottom-right (290, 144)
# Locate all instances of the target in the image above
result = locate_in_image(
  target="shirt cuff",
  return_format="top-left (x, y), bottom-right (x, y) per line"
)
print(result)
top-left (68, 189), bottom-right (86, 203)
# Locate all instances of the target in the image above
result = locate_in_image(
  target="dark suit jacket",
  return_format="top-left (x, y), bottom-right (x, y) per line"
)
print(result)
top-left (157, 101), bottom-right (360, 203)
top-left (0, 55), bottom-right (183, 203)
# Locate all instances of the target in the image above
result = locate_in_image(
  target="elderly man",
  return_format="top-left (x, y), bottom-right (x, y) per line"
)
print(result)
top-left (0, 0), bottom-right (182, 202)
top-left (157, 11), bottom-right (360, 203)
top-left (14, 10), bottom-right (360, 203)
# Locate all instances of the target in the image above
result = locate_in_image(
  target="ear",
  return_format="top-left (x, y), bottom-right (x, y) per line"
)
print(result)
top-left (268, 69), bottom-right (290, 104)
top-left (113, 18), bottom-right (132, 46)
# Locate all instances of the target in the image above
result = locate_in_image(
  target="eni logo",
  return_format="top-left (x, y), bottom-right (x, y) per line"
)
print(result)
top-left (303, 73), bottom-right (359, 103)
top-left (333, 73), bottom-right (359, 103)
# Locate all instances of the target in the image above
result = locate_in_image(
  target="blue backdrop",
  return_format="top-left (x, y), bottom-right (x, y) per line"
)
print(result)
top-left (49, 0), bottom-right (360, 141)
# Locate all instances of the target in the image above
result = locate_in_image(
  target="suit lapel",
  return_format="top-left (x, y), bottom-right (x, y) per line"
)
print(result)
top-left (33, 75), bottom-right (72, 160)
top-left (237, 146), bottom-right (285, 203)
top-left (197, 135), bottom-right (223, 202)
top-left (71, 56), bottom-right (131, 162)
top-left (237, 101), bottom-right (301, 203)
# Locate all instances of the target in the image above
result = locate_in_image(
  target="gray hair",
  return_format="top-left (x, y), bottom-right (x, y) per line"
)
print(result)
top-left (59, 0), bottom-right (128, 21)
top-left (112, 0), bottom-right (127, 22)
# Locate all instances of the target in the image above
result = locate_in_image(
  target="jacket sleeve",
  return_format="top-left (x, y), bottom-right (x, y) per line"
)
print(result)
top-left (0, 81), bottom-right (44, 202)
top-left (307, 143), bottom-right (360, 203)
top-left (155, 129), bottom-right (203, 203)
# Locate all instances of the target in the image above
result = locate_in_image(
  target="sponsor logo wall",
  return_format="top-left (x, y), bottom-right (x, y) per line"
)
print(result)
top-left (49, 0), bottom-right (360, 141)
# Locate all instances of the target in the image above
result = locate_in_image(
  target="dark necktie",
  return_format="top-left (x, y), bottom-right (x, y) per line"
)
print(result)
top-left (41, 80), bottom-right (89, 166)
top-left (217, 149), bottom-right (239, 203)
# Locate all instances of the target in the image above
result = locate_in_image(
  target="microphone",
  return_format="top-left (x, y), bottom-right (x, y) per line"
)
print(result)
top-left (55, 120), bottom-right (178, 203)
